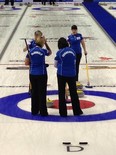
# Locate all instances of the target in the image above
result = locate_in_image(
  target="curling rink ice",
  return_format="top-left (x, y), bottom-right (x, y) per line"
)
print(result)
top-left (101, 3), bottom-right (116, 18)
top-left (0, 2), bottom-right (116, 155)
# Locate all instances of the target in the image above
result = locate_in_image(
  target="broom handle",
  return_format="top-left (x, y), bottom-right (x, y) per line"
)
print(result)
top-left (24, 39), bottom-right (30, 56)
top-left (24, 39), bottom-right (32, 89)
top-left (85, 55), bottom-right (90, 86)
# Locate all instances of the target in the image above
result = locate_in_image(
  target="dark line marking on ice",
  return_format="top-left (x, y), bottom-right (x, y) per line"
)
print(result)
top-left (92, 60), bottom-right (116, 62)
top-left (0, 25), bottom-right (9, 27)
top-left (0, 63), bottom-right (24, 65)
top-left (29, 24), bottom-right (91, 28)
top-left (0, 84), bottom-right (51, 88)
top-left (84, 85), bottom-right (116, 88)
top-left (0, 86), bottom-right (29, 88)
top-left (29, 13), bottom-right (86, 16)
top-left (6, 64), bottom-right (54, 69)
top-left (6, 67), bottom-right (29, 70)
top-left (84, 37), bottom-right (98, 40)
top-left (83, 66), bottom-right (116, 69)
top-left (0, 6), bottom-right (28, 61)
top-left (0, 14), bottom-right (17, 16)
top-left (7, 60), bottom-right (116, 66)
top-left (9, 60), bottom-right (24, 62)
top-left (0, 85), bottom-right (116, 88)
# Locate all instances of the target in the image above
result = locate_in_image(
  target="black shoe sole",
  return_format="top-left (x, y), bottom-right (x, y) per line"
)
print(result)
top-left (74, 111), bottom-right (83, 116)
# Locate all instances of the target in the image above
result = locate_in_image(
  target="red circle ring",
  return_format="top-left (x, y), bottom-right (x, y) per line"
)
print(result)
top-left (52, 100), bottom-right (95, 110)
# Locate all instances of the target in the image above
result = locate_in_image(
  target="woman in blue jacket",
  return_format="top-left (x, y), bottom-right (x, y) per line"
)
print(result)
top-left (54, 37), bottom-right (83, 117)
top-left (25, 35), bottom-right (52, 116)
top-left (23, 30), bottom-right (43, 95)
top-left (67, 25), bottom-right (87, 82)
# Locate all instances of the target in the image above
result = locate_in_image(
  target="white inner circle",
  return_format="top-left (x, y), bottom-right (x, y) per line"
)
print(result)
top-left (17, 95), bottom-right (116, 116)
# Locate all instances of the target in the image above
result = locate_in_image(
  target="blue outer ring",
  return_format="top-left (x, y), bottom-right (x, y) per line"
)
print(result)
top-left (32, 7), bottom-right (80, 11)
top-left (0, 90), bottom-right (116, 122)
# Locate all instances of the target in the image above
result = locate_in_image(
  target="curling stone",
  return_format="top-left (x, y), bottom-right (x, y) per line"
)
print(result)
top-left (27, 3), bottom-right (32, 7)
top-left (12, 6), bottom-right (15, 9)
top-left (77, 90), bottom-right (84, 98)
top-left (74, 3), bottom-right (79, 6)
top-left (76, 82), bottom-right (83, 90)
top-left (24, 3), bottom-right (28, 5)
top-left (47, 98), bottom-right (53, 108)
top-left (19, 3), bottom-right (23, 6)
top-left (109, 6), bottom-right (113, 9)
top-left (65, 88), bottom-right (84, 98)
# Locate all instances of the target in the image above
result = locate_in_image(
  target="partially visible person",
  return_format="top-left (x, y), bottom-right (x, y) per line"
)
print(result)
top-left (50, 0), bottom-right (55, 5)
top-left (23, 31), bottom-right (43, 95)
top-left (41, 0), bottom-right (47, 5)
top-left (67, 25), bottom-right (87, 83)
top-left (4, 0), bottom-right (15, 8)
top-left (25, 34), bottom-right (52, 116)
top-left (54, 37), bottom-right (83, 117)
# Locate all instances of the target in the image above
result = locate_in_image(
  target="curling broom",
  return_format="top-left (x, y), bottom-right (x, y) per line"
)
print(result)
top-left (85, 55), bottom-right (93, 88)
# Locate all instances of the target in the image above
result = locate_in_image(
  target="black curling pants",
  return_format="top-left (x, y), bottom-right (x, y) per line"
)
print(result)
top-left (50, 0), bottom-right (55, 4)
top-left (30, 74), bottom-right (48, 116)
top-left (5, 0), bottom-right (14, 6)
top-left (57, 75), bottom-right (82, 116)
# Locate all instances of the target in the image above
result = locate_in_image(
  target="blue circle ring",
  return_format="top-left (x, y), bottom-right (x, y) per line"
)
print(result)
top-left (32, 7), bottom-right (80, 11)
top-left (0, 90), bottom-right (116, 122)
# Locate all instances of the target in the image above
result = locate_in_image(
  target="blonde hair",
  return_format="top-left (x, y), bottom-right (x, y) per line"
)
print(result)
top-left (35, 31), bottom-right (45, 48)
top-left (34, 30), bottom-right (43, 36)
